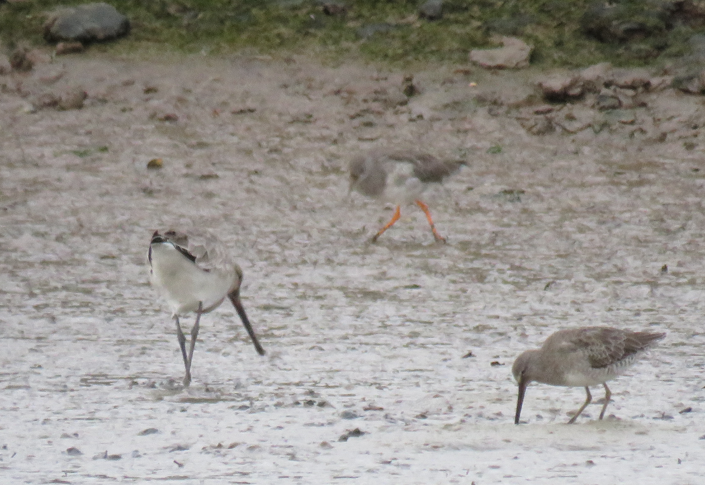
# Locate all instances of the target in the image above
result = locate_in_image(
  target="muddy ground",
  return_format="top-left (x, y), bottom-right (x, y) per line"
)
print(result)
top-left (1, 52), bottom-right (705, 484)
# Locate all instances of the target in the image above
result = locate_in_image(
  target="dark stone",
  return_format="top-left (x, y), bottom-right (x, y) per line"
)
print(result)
top-left (539, 75), bottom-right (584, 102)
top-left (320, 1), bottom-right (347, 16)
top-left (672, 72), bottom-right (705, 94)
top-left (581, 2), bottom-right (668, 44)
top-left (58, 87), bottom-right (87, 110)
top-left (9, 48), bottom-right (33, 72)
top-left (338, 428), bottom-right (365, 441)
top-left (419, 0), bottom-right (443, 21)
top-left (522, 116), bottom-right (555, 136)
top-left (44, 3), bottom-right (130, 43)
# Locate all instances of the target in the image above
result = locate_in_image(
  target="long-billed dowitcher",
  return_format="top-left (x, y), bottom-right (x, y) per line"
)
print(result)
top-left (512, 327), bottom-right (665, 424)
top-left (148, 229), bottom-right (265, 387)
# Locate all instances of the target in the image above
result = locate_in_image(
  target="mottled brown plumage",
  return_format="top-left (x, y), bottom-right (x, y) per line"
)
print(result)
top-left (513, 327), bottom-right (665, 424)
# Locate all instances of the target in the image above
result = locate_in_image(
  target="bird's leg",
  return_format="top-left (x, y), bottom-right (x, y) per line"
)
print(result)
top-left (184, 302), bottom-right (203, 387)
top-left (415, 200), bottom-right (446, 243)
top-left (599, 383), bottom-right (612, 420)
top-left (568, 386), bottom-right (592, 424)
top-left (174, 315), bottom-right (191, 386)
top-left (371, 205), bottom-right (401, 242)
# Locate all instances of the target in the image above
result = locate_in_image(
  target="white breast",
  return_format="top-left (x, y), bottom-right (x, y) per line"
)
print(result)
top-left (381, 162), bottom-right (426, 205)
top-left (150, 243), bottom-right (234, 315)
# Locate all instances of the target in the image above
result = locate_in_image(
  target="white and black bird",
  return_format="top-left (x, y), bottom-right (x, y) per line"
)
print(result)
top-left (148, 229), bottom-right (265, 387)
top-left (348, 150), bottom-right (466, 242)
top-left (512, 327), bottom-right (665, 424)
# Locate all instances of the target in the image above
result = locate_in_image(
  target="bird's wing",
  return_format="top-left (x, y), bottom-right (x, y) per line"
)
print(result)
top-left (162, 229), bottom-right (232, 273)
top-left (575, 327), bottom-right (639, 369)
top-left (386, 151), bottom-right (463, 183)
top-left (543, 327), bottom-right (623, 369)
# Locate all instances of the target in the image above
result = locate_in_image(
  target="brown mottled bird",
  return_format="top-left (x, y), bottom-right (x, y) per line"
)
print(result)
top-left (348, 150), bottom-right (465, 242)
top-left (512, 327), bottom-right (665, 424)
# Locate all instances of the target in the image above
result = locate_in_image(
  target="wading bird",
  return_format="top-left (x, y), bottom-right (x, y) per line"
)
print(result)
top-left (513, 327), bottom-right (665, 424)
top-left (148, 229), bottom-right (265, 386)
top-left (348, 150), bottom-right (465, 242)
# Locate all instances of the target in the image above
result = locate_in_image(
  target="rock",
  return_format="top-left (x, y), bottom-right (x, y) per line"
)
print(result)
top-left (33, 92), bottom-right (60, 109)
top-left (320, 1), bottom-right (347, 16)
top-left (44, 3), bottom-right (130, 43)
top-left (672, 72), bottom-right (705, 94)
top-left (419, 0), bottom-right (443, 20)
top-left (469, 37), bottom-right (532, 69)
top-left (581, 2), bottom-right (668, 44)
top-left (402, 74), bottom-right (418, 97)
top-left (59, 87), bottom-right (87, 110)
top-left (147, 158), bottom-right (163, 170)
top-left (555, 106), bottom-right (596, 133)
top-left (9, 48), bottom-right (33, 72)
top-left (595, 94), bottom-right (621, 111)
top-left (611, 86), bottom-right (645, 109)
top-left (579, 62), bottom-right (612, 92)
top-left (538, 75), bottom-right (584, 102)
top-left (604, 109), bottom-right (636, 125)
top-left (649, 75), bottom-right (673, 91)
top-left (521, 116), bottom-right (555, 135)
top-left (56, 41), bottom-right (85, 55)
top-left (610, 68), bottom-right (651, 90)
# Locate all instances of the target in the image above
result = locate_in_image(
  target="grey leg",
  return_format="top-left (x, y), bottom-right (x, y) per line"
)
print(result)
top-left (185, 302), bottom-right (203, 386)
top-left (174, 315), bottom-right (191, 386)
top-left (568, 386), bottom-right (592, 424)
top-left (599, 383), bottom-right (612, 420)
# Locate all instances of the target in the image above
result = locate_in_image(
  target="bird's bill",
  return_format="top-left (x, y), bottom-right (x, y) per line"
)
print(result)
top-left (228, 292), bottom-right (266, 356)
top-left (515, 380), bottom-right (527, 425)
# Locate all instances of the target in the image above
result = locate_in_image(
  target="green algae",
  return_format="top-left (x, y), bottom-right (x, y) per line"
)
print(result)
top-left (1, 0), bottom-right (704, 67)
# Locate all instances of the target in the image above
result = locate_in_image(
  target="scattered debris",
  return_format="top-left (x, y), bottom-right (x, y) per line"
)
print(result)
top-left (338, 428), bottom-right (366, 442)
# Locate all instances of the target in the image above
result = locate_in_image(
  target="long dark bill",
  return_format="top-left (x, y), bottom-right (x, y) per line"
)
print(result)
top-left (229, 291), bottom-right (266, 356)
top-left (515, 380), bottom-right (527, 425)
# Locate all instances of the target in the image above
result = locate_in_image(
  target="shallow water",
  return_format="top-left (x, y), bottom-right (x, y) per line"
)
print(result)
top-left (1, 54), bottom-right (704, 484)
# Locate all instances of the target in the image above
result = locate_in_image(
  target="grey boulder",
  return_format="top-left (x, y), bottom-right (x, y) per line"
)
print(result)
top-left (44, 3), bottom-right (130, 43)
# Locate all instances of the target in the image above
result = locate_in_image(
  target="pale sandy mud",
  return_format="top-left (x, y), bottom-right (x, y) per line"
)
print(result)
top-left (0, 54), bottom-right (704, 484)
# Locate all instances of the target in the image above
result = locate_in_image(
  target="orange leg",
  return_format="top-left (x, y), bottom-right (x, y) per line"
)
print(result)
top-left (372, 205), bottom-right (401, 242)
top-left (415, 200), bottom-right (446, 242)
